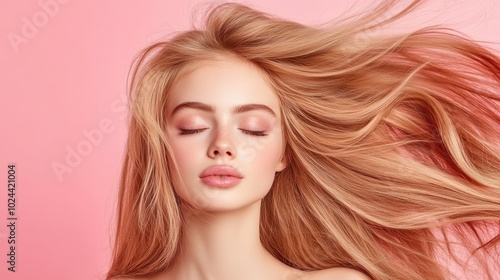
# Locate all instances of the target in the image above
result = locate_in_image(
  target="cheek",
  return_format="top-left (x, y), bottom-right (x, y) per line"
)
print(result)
top-left (168, 141), bottom-right (204, 201)
top-left (170, 141), bottom-right (203, 173)
top-left (167, 126), bottom-right (204, 170)
top-left (248, 141), bottom-right (283, 193)
top-left (239, 135), bottom-right (283, 171)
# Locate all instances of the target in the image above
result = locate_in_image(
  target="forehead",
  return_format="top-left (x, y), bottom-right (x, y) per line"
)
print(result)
top-left (167, 56), bottom-right (280, 114)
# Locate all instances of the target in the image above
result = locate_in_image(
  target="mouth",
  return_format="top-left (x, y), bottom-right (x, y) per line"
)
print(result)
top-left (199, 165), bottom-right (243, 179)
top-left (200, 174), bottom-right (239, 179)
top-left (200, 174), bottom-right (242, 188)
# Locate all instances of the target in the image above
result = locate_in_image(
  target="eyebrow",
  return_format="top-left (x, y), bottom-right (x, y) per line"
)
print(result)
top-left (170, 101), bottom-right (277, 117)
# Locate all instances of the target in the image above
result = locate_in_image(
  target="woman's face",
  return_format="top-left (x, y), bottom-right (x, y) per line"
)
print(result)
top-left (165, 56), bottom-right (287, 211)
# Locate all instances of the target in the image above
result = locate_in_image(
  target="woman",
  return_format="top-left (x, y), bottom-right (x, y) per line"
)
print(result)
top-left (106, 1), bottom-right (500, 279)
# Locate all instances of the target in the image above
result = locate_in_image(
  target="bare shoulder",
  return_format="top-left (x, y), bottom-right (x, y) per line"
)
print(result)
top-left (307, 267), bottom-right (371, 280)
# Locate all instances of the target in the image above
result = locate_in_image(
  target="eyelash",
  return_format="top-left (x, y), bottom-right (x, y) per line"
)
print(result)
top-left (179, 129), bottom-right (267, 136)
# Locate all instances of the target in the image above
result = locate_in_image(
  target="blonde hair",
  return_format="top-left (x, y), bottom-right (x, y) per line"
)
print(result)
top-left (107, 1), bottom-right (500, 279)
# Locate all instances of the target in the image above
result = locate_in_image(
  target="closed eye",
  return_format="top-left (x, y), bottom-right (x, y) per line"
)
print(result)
top-left (178, 128), bottom-right (267, 136)
top-left (240, 129), bottom-right (267, 136)
top-left (179, 128), bottom-right (208, 135)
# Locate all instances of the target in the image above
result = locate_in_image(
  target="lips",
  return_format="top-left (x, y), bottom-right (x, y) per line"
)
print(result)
top-left (199, 165), bottom-right (243, 178)
top-left (199, 165), bottom-right (243, 188)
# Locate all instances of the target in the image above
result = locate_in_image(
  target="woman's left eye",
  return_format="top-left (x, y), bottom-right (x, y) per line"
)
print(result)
top-left (240, 129), bottom-right (267, 136)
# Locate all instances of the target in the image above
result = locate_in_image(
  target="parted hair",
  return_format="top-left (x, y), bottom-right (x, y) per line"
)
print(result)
top-left (107, 1), bottom-right (500, 279)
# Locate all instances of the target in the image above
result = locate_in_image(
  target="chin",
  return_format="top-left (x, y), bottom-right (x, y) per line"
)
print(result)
top-left (178, 189), bottom-right (265, 213)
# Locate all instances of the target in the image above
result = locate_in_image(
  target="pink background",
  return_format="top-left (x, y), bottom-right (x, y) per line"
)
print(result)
top-left (0, 1), bottom-right (498, 279)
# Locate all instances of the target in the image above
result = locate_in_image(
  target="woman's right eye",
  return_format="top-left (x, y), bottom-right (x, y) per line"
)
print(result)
top-left (179, 128), bottom-right (208, 135)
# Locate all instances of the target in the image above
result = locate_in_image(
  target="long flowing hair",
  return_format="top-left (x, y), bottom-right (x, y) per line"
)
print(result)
top-left (106, 1), bottom-right (500, 279)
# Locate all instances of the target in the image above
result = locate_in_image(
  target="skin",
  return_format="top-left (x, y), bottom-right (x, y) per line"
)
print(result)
top-left (119, 55), bottom-right (370, 280)
top-left (165, 56), bottom-right (287, 213)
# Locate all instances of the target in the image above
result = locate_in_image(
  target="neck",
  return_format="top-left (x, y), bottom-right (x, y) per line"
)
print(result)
top-left (165, 200), bottom-right (296, 280)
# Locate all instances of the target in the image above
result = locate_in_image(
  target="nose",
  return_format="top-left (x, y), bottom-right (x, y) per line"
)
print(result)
top-left (208, 127), bottom-right (236, 159)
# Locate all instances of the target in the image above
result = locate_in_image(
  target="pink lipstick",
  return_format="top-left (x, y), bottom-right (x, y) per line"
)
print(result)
top-left (199, 165), bottom-right (243, 188)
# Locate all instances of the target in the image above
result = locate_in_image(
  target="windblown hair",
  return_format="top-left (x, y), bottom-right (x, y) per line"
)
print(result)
top-left (107, 1), bottom-right (500, 279)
